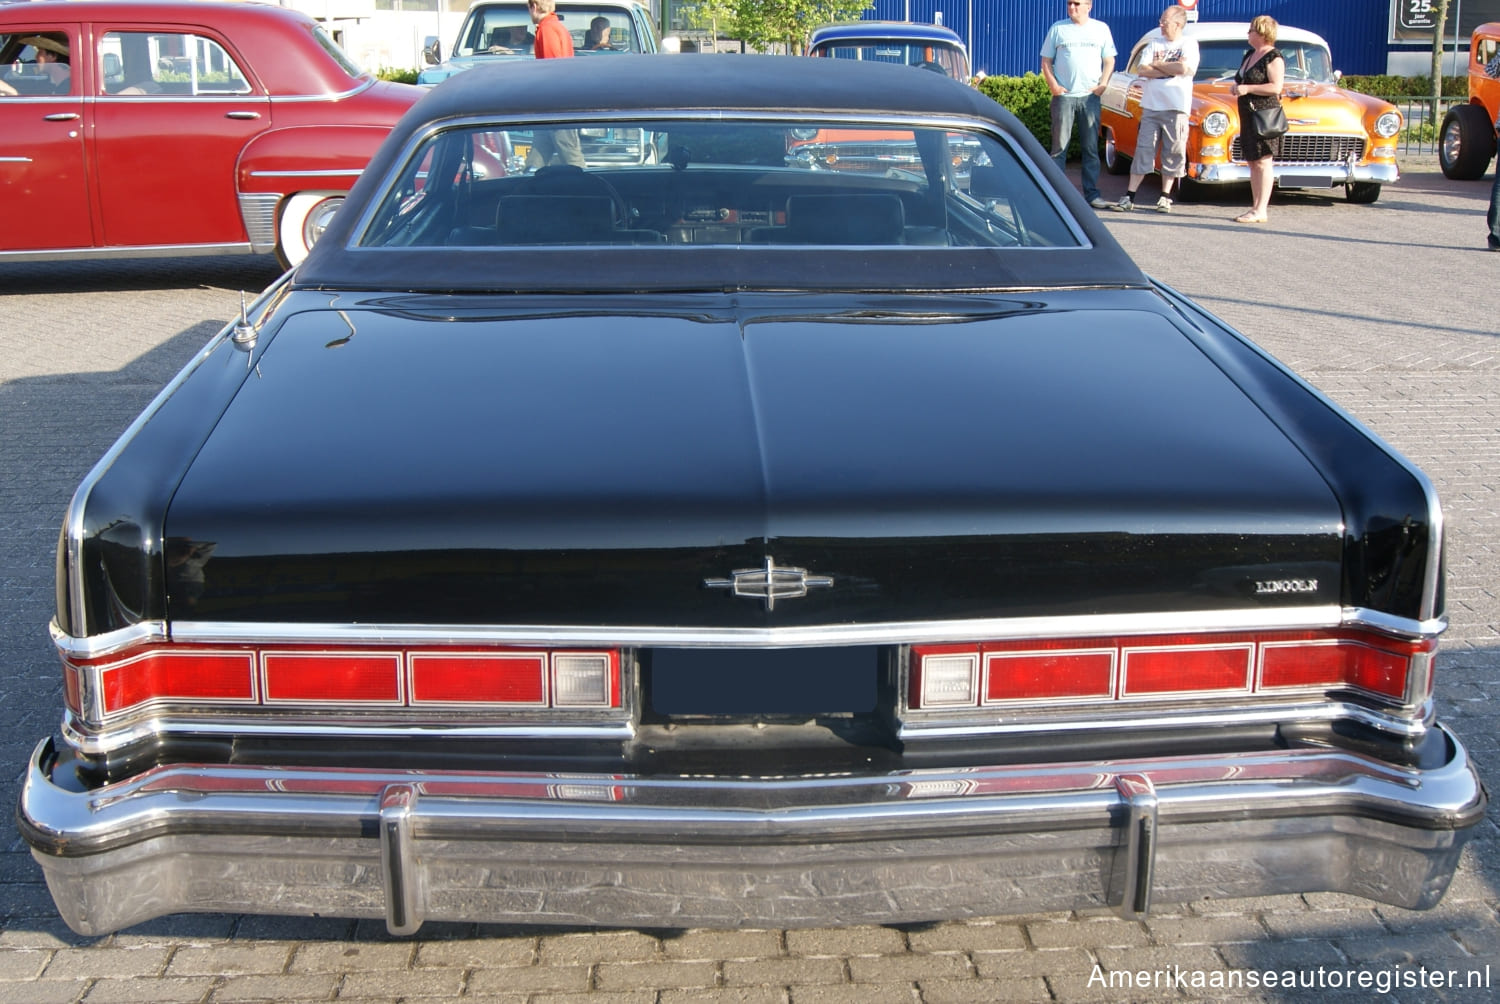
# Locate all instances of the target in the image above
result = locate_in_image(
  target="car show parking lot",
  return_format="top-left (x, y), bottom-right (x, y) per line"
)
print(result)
top-left (0, 158), bottom-right (1496, 1001)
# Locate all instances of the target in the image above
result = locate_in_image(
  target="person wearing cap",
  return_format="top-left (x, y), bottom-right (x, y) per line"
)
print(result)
top-left (0, 34), bottom-right (70, 96)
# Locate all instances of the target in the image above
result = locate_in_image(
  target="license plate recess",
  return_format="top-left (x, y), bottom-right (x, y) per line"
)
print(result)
top-left (648, 647), bottom-right (879, 717)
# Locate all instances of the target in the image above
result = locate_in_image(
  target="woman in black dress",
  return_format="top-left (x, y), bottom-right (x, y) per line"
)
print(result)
top-left (1229, 15), bottom-right (1285, 223)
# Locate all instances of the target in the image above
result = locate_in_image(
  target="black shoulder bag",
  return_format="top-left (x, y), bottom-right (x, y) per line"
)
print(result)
top-left (1251, 102), bottom-right (1288, 139)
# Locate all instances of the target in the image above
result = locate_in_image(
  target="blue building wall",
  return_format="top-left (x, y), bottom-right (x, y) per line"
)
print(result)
top-left (865, 1), bottom-right (1394, 78)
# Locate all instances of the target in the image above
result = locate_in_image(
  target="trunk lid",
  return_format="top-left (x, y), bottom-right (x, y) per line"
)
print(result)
top-left (163, 292), bottom-right (1342, 626)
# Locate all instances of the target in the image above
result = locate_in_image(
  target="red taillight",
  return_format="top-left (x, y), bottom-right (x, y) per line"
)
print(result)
top-left (62, 661), bottom-right (81, 715)
top-left (99, 648), bottom-right (256, 714)
top-left (410, 652), bottom-right (546, 705)
top-left (264, 651), bottom-right (403, 704)
top-left (986, 646), bottom-right (1114, 701)
top-left (910, 630), bottom-right (1428, 710)
top-left (1122, 640), bottom-right (1253, 696)
top-left (65, 643), bottom-right (621, 719)
top-left (1260, 636), bottom-right (1414, 696)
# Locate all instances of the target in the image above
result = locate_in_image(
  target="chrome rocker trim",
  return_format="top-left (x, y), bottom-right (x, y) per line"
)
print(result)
top-left (0, 243), bottom-right (257, 265)
top-left (20, 730), bottom-right (1483, 936)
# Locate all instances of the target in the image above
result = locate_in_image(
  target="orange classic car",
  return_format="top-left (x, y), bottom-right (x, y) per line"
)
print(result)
top-left (1438, 23), bottom-right (1500, 179)
top-left (0, 1), bottom-right (421, 268)
top-left (1100, 22), bottom-right (1401, 204)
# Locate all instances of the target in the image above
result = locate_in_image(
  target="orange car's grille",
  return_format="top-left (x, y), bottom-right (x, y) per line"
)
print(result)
top-left (1231, 133), bottom-right (1366, 163)
top-left (801, 143), bottom-right (923, 169)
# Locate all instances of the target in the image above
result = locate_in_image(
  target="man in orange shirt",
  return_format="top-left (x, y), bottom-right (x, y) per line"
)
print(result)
top-left (526, 0), bottom-right (585, 167)
top-left (530, 0), bottom-right (573, 58)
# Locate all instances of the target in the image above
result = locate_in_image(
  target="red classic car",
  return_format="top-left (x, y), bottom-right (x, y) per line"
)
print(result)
top-left (0, 1), bottom-right (420, 267)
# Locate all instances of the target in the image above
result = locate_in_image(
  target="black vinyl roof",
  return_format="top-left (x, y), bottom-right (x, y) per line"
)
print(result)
top-left (418, 53), bottom-right (997, 120)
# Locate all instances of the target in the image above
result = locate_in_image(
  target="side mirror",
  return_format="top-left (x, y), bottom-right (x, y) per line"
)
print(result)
top-left (660, 36), bottom-right (681, 54)
top-left (969, 164), bottom-right (1008, 200)
top-left (1333, 69), bottom-right (1342, 81)
top-left (422, 36), bottom-right (442, 65)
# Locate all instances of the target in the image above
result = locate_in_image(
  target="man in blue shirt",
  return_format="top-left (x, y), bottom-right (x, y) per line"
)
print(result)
top-left (1041, 0), bottom-right (1116, 208)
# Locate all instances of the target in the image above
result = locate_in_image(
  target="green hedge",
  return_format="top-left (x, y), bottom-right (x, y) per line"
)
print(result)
top-left (377, 67), bottom-right (421, 84)
top-left (1340, 74), bottom-right (1467, 97)
top-left (977, 72), bottom-right (1076, 157)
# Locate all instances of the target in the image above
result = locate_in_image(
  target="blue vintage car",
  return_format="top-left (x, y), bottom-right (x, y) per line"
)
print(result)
top-left (808, 19), bottom-right (971, 81)
top-left (19, 55), bottom-right (1482, 936)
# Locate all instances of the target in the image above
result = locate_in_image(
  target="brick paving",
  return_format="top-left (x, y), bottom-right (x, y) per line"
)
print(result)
top-left (0, 161), bottom-right (1496, 1001)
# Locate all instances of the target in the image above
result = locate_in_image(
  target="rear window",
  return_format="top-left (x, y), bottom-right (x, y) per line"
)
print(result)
top-left (356, 115), bottom-right (1079, 251)
top-left (455, 4), bottom-right (646, 56)
top-left (810, 39), bottom-right (969, 81)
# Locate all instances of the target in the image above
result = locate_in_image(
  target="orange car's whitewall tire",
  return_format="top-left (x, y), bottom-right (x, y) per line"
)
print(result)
top-left (1102, 129), bottom-right (1132, 176)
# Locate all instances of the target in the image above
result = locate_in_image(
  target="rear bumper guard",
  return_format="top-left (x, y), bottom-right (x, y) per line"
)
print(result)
top-left (18, 730), bottom-right (1484, 936)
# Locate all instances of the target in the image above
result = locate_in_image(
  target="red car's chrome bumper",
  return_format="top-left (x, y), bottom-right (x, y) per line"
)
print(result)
top-left (19, 732), bottom-right (1484, 936)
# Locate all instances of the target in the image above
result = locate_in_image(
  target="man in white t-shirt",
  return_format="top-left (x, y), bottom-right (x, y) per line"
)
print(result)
top-left (1113, 5), bottom-right (1199, 214)
top-left (1040, 0), bottom-right (1117, 209)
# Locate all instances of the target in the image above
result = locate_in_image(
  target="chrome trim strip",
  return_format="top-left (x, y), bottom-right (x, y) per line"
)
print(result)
top-left (51, 621), bottom-right (164, 659)
top-left (164, 607), bottom-right (1353, 650)
top-left (95, 94), bottom-right (256, 102)
top-left (268, 80), bottom-right (376, 105)
top-left (0, 243), bottom-right (255, 265)
top-left (62, 711), bottom-right (634, 755)
top-left (0, 156), bottom-right (34, 163)
top-left (248, 168), bottom-right (363, 179)
top-left (60, 281), bottom-right (291, 635)
top-left (897, 698), bottom-right (1434, 742)
top-left (1343, 608), bottom-right (1446, 639)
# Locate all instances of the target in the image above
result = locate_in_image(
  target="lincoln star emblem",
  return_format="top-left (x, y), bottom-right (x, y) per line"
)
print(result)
top-left (704, 558), bottom-right (833, 611)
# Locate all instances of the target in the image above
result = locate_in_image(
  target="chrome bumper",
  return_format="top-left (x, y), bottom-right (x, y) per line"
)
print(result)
top-left (19, 732), bottom-right (1483, 936)
top-left (1193, 162), bottom-right (1400, 188)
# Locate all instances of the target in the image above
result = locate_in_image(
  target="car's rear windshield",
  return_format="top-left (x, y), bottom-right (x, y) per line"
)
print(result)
top-left (455, 3), bottom-right (645, 56)
top-left (810, 40), bottom-right (969, 81)
top-left (355, 116), bottom-right (1080, 250)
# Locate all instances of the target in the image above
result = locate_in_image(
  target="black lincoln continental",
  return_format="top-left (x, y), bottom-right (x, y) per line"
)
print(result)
top-left (19, 55), bottom-right (1483, 936)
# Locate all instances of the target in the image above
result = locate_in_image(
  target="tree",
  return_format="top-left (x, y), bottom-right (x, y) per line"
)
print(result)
top-left (677, 0), bottom-right (740, 42)
top-left (1429, 0), bottom-right (1451, 101)
top-left (727, 0), bottom-right (872, 55)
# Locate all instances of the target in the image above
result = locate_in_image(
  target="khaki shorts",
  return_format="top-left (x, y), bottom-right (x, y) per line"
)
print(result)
top-left (1134, 108), bottom-right (1188, 178)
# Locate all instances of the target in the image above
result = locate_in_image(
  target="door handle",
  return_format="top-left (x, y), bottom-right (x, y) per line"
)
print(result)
top-left (226, 111), bottom-right (261, 120)
top-left (44, 112), bottom-right (80, 122)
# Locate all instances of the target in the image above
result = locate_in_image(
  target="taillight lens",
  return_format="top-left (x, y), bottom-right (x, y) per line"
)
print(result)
top-left (101, 648), bottom-right (257, 714)
top-left (909, 630), bottom-right (1429, 710)
top-left (63, 643), bottom-right (621, 719)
